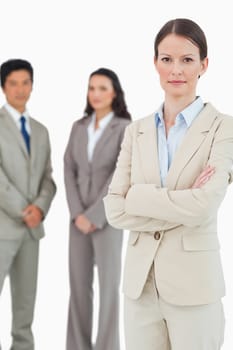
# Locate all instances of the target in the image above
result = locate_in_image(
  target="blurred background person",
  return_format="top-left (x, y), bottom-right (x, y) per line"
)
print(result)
top-left (64, 68), bottom-right (131, 350)
top-left (0, 58), bottom-right (56, 350)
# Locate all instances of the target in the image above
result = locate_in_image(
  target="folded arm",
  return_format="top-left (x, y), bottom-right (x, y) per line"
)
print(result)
top-left (104, 124), bottom-right (180, 232)
top-left (125, 119), bottom-right (233, 227)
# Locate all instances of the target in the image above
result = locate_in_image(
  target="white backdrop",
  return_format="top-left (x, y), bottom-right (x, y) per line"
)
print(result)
top-left (0, 0), bottom-right (233, 349)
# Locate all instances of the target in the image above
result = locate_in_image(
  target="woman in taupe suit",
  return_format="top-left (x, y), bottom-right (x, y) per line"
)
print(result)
top-left (64, 68), bottom-right (131, 350)
top-left (104, 19), bottom-right (233, 350)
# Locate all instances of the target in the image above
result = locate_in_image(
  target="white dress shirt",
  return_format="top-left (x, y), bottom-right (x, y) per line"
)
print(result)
top-left (4, 103), bottom-right (31, 134)
top-left (87, 112), bottom-right (114, 161)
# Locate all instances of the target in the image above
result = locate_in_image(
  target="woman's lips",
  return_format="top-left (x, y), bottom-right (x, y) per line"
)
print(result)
top-left (168, 80), bottom-right (186, 85)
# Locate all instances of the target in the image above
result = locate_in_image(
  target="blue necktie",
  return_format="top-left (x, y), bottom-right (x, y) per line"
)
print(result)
top-left (20, 116), bottom-right (30, 153)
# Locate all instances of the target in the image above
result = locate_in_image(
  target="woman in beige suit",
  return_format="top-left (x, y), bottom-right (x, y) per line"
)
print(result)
top-left (104, 19), bottom-right (233, 350)
top-left (64, 68), bottom-right (131, 350)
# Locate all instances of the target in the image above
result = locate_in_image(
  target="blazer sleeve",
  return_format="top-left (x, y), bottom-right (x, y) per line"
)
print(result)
top-left (33, 129), bottom-right (56, 216)
top-left (103, 124), bottom-right (180, 232)
top-left (84, 121), bottom-right (129, 229)
top-left (84, 170), bottom-right (115, 229)
top-left (64, 122), bottom-right (85, 221)
top-left (125, 117), bottom-right (233, 227)
top-left (0, 158), bottom-right (28, 219)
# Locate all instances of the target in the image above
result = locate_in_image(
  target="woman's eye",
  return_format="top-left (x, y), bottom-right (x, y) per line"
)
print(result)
top-left (184, 57), bottom-right (193, 63)
top-left (161, 57), bottom-right (170, 62)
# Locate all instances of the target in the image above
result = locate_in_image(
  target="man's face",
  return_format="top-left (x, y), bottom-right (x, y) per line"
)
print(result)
top-left (2, 69), bottom-right (33, 113)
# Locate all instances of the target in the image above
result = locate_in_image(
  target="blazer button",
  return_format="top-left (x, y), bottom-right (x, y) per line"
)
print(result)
top-left (154, 231), bottom-right (161, 240)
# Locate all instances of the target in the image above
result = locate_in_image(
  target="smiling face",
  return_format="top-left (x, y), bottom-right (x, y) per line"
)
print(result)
top-left (2, 69), bottom-right (32, 113)
top-left (154, 33), bottom-right (208, 101)
top-left (87, 74), bottom-right (116, 115)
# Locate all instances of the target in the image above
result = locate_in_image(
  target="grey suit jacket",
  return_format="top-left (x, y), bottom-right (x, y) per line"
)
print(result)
top-left (64, 114), bottom-right (130, 229)
top-left (0, 106), bottom-right (56, 240)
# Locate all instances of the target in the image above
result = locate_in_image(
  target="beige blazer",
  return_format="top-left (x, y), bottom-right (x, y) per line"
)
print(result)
top-left (104, 103), bottom-right (233, 306)
top-left (0, 106), bottom-right (56, 240)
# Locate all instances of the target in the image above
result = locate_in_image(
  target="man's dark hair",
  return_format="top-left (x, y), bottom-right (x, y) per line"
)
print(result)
top-left (0, 59), bottom-right (33, 87)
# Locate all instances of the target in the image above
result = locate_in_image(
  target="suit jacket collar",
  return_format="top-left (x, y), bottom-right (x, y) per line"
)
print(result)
top-left (136, 103), bottom-right (219, 189)
top-left (92, 115), bottom-right (119, 161)
top-left (0, 106), bottom-right (30, 158)
top-left (136, 114), bottom-right (161, 186)
top-left (29, 118), bottom-right (40, 166)
top-left (78, 114), bottom-right (120, 165)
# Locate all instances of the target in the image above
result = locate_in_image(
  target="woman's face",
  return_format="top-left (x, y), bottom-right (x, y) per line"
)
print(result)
top-left (88, 74), bottom-right (116, 112)
top-left (154, 33), bottom-right (208, 100)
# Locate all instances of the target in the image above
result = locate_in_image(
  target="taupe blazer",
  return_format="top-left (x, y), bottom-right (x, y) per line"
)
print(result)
top-left (104, 103), bottom-right (233, 306)
top-left (64, 114), bottom-right (130, 229)
top-left (0, 106), bottom-right (56, 240)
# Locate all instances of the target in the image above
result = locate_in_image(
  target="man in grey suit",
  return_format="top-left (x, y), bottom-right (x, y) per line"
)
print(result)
top-left (0, 59), bottom-right (56, 350)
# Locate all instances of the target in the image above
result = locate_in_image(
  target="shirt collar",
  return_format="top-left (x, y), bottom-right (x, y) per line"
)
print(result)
top-left (90, 111), bottom-right (114, 130)
top-left (155, 97), bottom-right (204, 128)
top-left (4, 103), bottom-right (30, 124)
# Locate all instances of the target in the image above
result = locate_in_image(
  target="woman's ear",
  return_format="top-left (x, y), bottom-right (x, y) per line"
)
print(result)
top-left (154, 56), bottom-right (158, 72)
top-left (199, 57), bottom-right (209, 77)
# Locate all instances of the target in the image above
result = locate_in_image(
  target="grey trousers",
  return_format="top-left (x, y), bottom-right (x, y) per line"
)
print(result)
top-left (66, 222), bottom-right (123, 350)
top-left (0, 232), bottom-right (39, 350)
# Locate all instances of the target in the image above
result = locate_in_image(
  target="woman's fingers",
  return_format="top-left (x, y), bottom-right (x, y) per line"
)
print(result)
top-left (191, 165), bottom-right (215, 188)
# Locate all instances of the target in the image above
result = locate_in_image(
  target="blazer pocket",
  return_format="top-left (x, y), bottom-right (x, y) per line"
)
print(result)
top-left (128, 231), bottom-right (140, 245)
top-left (182, 233), bottom-right (220, 251)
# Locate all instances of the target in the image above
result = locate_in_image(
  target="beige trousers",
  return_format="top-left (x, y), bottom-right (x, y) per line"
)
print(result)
top-left (124, 265), bottom-right (225, 350)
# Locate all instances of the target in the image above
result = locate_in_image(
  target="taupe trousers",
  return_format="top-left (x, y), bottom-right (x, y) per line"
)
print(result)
top-left (67, 223), bottom-right (122, 350)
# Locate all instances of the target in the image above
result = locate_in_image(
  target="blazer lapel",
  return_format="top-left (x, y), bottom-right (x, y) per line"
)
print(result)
top-left (79, 117), bottom-right (91, 169)
top-left (92, 116), bottom-right (119, 162)
top-left (29, 118), bottom-right (39, 167)
top-left (1, 107), bottom-right (29, 159)
top-left (136, 114), bottom-right (161, 186)
top-left (165, 103), bottom-right (219, 189)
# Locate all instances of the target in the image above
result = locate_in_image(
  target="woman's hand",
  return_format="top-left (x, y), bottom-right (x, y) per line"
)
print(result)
top-left (75, 214), bottom-right (96, 234)
top-left (191, 165), bottom-right (215, 189)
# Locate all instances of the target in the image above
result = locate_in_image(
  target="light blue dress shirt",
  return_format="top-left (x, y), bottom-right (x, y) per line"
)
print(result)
top-left (155, 97), bottom-right (204, 186)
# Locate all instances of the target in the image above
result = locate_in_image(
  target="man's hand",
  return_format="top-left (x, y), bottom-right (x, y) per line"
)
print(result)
top-left (22, 204), bottom-right (43, 228)
top-left (191, 165), bottom-right (215, 189)
top-left (75, 214), bottom-right (96, 234)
